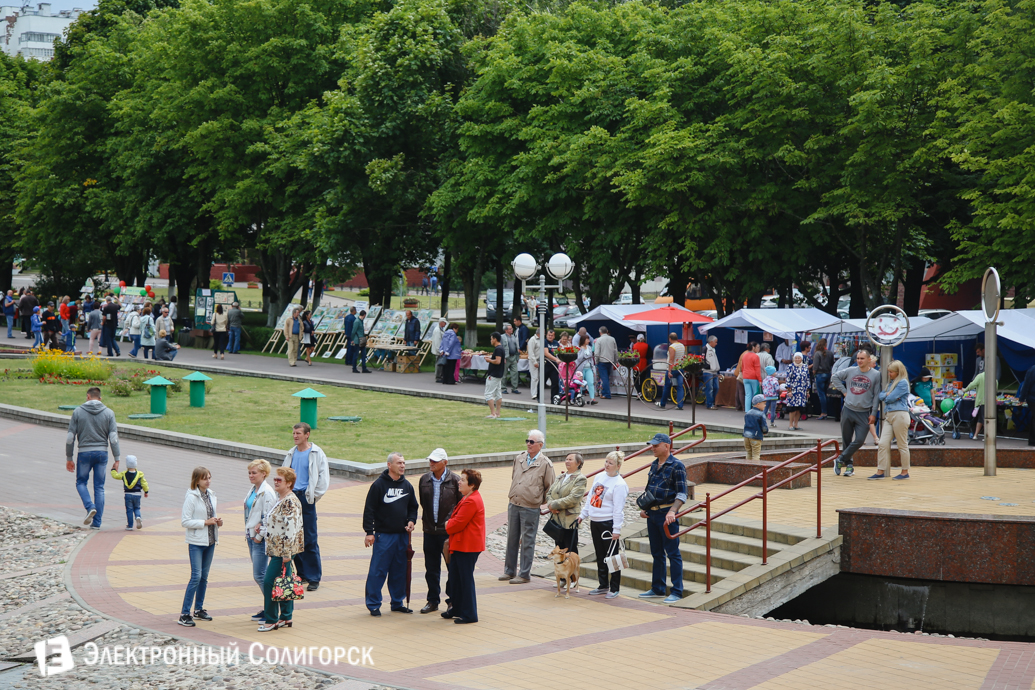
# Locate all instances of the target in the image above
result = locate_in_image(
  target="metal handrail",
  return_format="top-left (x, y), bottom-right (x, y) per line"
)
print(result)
top-left (540, 422), bottom-right (708, 515)
top-left (662, 439), bottom-right (841, 593)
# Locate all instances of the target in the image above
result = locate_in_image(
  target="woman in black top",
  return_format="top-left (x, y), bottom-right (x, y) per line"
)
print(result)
top-left (812, 338), bottom-right (835, 420)
top-left (301, 310), bottom-right (316, 366)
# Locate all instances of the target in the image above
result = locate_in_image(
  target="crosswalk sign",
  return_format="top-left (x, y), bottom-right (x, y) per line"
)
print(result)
top-left (222, 272), bottom-right (234, 287)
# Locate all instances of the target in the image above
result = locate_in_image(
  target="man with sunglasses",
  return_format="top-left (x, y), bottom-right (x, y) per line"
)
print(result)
top-left (499, 429), bottom-right (555, 584)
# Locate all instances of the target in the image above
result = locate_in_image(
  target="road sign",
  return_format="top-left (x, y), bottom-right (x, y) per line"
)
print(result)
top-left (982, 267), bottom-right (1000, 323)
top-left (864, 305), bottom-right (910, 348)
top-left (222, 272), bottom-right (234, 287)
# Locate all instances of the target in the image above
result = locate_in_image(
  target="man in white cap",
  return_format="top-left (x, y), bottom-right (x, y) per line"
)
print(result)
top-left (431, 317), bottom-right (448, 382)
top-left (417, 448), bottom-right (460, 614)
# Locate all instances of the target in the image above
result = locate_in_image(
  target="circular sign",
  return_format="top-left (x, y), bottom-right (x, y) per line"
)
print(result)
top-left (981, 267), bottom-right (1000, 323)
top-left (864, 305), bottom-right (910, 348)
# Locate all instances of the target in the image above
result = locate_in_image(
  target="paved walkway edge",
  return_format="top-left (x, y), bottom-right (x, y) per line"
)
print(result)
top-left (0, 403), bottom-right (816, 479)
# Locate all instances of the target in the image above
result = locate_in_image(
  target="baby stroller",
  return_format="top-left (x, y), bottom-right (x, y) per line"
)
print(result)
top-left (553, 370), bottom-right (587, 407)
top-left (907, 396), bottom-right (947, 445)
top-left (938, 396), bottom-right (968, 440)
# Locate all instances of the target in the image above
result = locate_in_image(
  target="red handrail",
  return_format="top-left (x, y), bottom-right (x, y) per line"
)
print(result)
top-left (663, 439), bottom-right (840, 593)
top-left (541, 423), bottom-right (708, 515)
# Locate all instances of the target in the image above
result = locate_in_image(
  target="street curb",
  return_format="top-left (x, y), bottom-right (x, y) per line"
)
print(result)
top-left (0, 403), bottom-right (820, 480)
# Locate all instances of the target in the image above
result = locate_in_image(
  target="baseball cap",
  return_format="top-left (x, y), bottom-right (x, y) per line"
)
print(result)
top-left (647, 433), bottom-right (672, 446)
top-left (32, 306), bottom-right (39, 312)
top-left (48, 301), bottom-right (55, 307)
top-left (752, 394), bottom-right (766, 406)
top-left (427, 448), bottom-right (448, 463)
top-left (765, 366), bottom-right (776, 375)
top-left (636, 334), bottom-right (645, 341)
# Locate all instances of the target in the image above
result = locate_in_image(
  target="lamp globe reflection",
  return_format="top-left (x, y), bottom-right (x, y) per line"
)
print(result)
top-left (547, 253), bottom-right (573, 280)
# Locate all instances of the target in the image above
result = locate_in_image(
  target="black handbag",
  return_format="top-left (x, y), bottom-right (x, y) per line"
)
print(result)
top-left (635, 489), bottom-right (658, 511)
top-left (542, 516), bottom-right (566, 542)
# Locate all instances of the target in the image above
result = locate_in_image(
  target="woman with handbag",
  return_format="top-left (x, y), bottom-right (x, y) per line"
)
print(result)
top-left (545, 453), bottom-right (587, 554)
top-left (243, 459), bottom-right (277, 623)
top-left (179, 467), bottom-right (222, 628)
top-left (258, 466), bottom-right (305, 632)
top-left (301, 310), bottom-right (315, 366)
top-left (445, 469), bottom-right (485, 624)
top-left (578, 451), bottom-right (629, 599)
top-left (212, 304), bottom-right (228, 359)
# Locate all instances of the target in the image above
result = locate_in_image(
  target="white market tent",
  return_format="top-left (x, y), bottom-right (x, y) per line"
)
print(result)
top-left (903, 309), bottom-right (1035, 347)
top-left (566, 304), bottom-right (695, 331)
top-left (698, 308), bottom-right (863, 340)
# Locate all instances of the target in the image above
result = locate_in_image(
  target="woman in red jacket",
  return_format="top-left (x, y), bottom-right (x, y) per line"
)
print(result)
top-left (445, 469), bottom-right (485, 624)
top-left (741, 342), bottom-right (763, 407)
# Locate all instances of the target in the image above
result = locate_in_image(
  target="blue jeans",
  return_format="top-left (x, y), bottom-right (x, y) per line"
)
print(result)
top-left (124, 494), bottom-right (141, 528)
top-left (365, 532), bottom-right (408, 611)
top-left (661, 370), bottom-right (684, 409)
top-left (5, 313), bottom-right (13, 338)
top-left (32, 331), bottom-right (43, 347)
top-left (703, 371), bottom-right (718, 408)
top-left (765, 399), bottom-right (778, 424)
top-left (646, 510), bottom-right (683, 596)
top-left (181, 543), bottom-right (215, 615)
top-left (228, 326), bottom-right (241, 353)
top-left (597, 362), bottom-right (612, 398)
top-left (815, 373), bottom-right (830, 415)
top-left (743, 379), bottom-right (760, 405)
top-left (291, 490), bottom-right (321, 583)
top-left (75, 451), bottom-right (108, 527)
top-left (247, 537), bottom-right (267, 590)
top-left (129, 334), bottom-right (141, 356)
top-left (103, 327), bottom-right (120, 356)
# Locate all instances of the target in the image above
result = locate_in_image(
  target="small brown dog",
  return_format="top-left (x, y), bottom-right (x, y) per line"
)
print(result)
top-left (548, 546), bottom-right (581, 599)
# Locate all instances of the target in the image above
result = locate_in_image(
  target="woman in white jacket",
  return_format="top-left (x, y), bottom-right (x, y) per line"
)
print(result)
top-left (578, 451), bottom-right (629, 599)
top-left (244, 459), bottom-right (277, 622)
top-left (179, 467), bottom-right (222, 627)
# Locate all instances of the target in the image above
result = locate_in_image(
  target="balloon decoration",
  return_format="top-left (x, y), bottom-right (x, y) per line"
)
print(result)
top-left (112, 285), bottom-right (121, 295)
top-left (940, 398), bottom-right (954, 414)
top-left (119, 281), bottom-right (126, 287)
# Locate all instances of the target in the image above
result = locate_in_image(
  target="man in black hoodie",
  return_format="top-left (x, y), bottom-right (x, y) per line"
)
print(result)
top-left (363, 452), bottom-right (418, 616)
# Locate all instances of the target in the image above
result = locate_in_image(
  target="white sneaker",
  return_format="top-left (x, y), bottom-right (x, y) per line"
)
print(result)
top-left (84, 509), bottom-right (96, 526)
top-left (605, 591), bottom-right (620, 599)
top-left (135, 517), bottom-right (142, 530)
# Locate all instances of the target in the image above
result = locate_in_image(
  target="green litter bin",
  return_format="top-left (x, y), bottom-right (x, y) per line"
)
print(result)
top-left (293, 388), bottom-right (327, 429)
top-left (182, 371), bottom-right (213, 408)
top-left (143, 376), bottom-right (174, 415)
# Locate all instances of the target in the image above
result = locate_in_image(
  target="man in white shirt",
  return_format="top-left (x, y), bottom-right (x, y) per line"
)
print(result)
top-left (704, 335), bottom-right (721, 409)
top-left (775, 339), bottom-right (795, 373)
top-left (431, 318), bottom-right (447, 382)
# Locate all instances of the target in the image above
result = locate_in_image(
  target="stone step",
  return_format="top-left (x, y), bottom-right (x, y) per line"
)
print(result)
top-left (621, 548), bottom-right (738, 585)
top-left (679, 530), bottom-right (788, 558)
top-left (674, 515), bottom-right (814, 546)
top-left (574, 562), bottom-right (709, 598)
top-left (624, 537), bottom-right (767, 573)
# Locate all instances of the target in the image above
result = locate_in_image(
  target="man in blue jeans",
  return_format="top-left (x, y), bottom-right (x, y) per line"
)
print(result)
top-left (281, 423), bottom-right (330, 590)
top-left (363, 452), bottom-right (418, 615)
top-left (65, 387), bottom-right (120, 529)
top-left (703, 335), bottom-right (721, 409)
top-left (226, 302), bottom-right (243, 353)
top-left (638, 433), bottom-right (688, 604)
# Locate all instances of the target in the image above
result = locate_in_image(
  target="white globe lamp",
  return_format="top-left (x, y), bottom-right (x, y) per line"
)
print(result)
top-left (512, 253), bottom-right (538, 281)
top-left (546, 252), bottom-right (573, 281)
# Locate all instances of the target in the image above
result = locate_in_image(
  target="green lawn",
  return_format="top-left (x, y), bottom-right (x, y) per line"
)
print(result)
top-left (1, 363), bottom-right (726, 462)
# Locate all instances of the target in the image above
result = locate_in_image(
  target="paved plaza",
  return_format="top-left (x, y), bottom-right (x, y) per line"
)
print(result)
top-left (4, 415), bottom-right (1035, 689)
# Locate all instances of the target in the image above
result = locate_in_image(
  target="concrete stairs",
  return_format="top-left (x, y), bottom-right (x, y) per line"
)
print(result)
top-left (550, 514), bottom-right (842, 614)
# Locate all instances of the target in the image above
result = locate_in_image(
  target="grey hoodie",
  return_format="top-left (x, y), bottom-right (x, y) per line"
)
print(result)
top-left (65, 399), bottom-right (120, 461)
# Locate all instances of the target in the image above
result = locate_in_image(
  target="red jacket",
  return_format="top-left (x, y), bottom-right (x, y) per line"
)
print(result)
top-left (632, 342), bottom-right (650, 372)
top-left (742, 351), bottom-right (762, 382)
top-left (446, 490), bottom-right (485, 553)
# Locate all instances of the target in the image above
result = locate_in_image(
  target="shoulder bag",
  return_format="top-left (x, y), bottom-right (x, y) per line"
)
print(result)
top-left (271, 563), bottom-right (305, 602)
top-left (603, 533), bottom-right (628, 574)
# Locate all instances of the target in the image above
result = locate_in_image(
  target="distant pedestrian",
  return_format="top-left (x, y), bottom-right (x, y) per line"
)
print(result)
top-left (744, 394), bottom-right (768, 460)
top-left (421, 276), bottom-right (429, 296)
top-left (813, 338), bottom-right (834, 420)
top-left (258, 467), bottom-right (303, 632)
top-left (343, 307), bottom-right (358, 366)
top-left (786, 352), bottom-right (810, 430)
top-left (30, 306), bottom-right (42, 348)
top-left (351, 310), bottom-right (371, 373)
top-left (439, 322), bottom-right (462, 385)
top-left (484, 332), bottom-right (505, 418)
top-left (3, 289), bottom-right (15, 339)
top-left (445, 469), bottom-right (485, 624)
top-left (211, 304), bottom-right (228, 359)
top-left (761, 366), bottom-right (780, 427)
top-left (300, 310), bottom-right (315, 366)
top-left (111, 454), bottom-right (149, 531)
top-left (155, 307), bottom-right (175, 343)
top-left (363, 453), bottom-right (418, 616)
top-left (281, 423), bottom-right (329, 591)
top-left (139, 306), bottom-right (157, 360)
top-left (776, 338), bottom-right (794, 373)
top-left (101, 296), bottom-right (121, 357)
top-left (417, 448), bottom-right (459, 615)
top-left (595, 327), bottom-right (617, 399)
top-left (500, 429), bottom-right (554, 584)
top-left (658, 333), bottom-right (686, 410)
top-left (227, 302), bottom-right (243, 354)
top-left (18, 288), bottom-right (38, 339)
top-left (284, 307), bottom-right (301, 368)
top-left (431, 318), bottom-right (447, 382)
top-left (871, 360), bottom-right (911, 480)
top-left (703, 336), bottom-right (720, 409)
top-left (501, 324), bottom-right (520, 394)
top-left (66, 387), bottom-right (120, 530)
top-left (513, 316), bottom-right (529, 351)
top-left (178, 467), bottom-right (222, 627)
top-left (126, 307), bottom-right (143, 358)
top-left (404, 309), bottom-right (421, 346)
top-left (830, 349), bottom-right (881, 477)
top-left (154, 331), bottom-right (180, 360)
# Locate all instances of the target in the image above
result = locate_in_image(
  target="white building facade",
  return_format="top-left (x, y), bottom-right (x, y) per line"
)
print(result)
top-left (2, 3), bottom-right (81, 61)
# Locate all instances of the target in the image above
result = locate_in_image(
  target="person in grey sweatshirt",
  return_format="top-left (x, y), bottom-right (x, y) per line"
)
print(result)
top-left (66, 387), bottom-right (121, 529)
top-left (830, 349), bottom-right (881, 477)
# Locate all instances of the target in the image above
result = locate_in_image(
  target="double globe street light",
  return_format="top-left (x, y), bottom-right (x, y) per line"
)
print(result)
top-left (512, 252), bottom-right (574, 434)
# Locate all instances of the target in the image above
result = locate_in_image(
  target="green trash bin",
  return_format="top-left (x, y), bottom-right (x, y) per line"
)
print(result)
top-left (293, 388), bottom-right (327, 429)
top-left (182, 371), bottom-right (213, 408)
top-left (143, 376), bottom-right (174, 416)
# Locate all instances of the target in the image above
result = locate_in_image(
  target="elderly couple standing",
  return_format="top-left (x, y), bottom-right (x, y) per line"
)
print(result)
top-left (500, 430), bottom-right (630, 598)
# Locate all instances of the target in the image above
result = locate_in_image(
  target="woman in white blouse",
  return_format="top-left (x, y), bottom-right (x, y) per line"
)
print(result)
top-left (244, 459), bottom-right (277, 623)
top-left (578, 451), bottom-right (629, 599)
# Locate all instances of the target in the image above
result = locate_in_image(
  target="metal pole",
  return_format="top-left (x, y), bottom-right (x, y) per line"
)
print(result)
top-left (984, 320), bottom-right (997, 476)
top-left (538, 274), bottom-right (546, 435)
top-left (816, 439), bottom-right (822, 538)
top-left (627, 365), bottom-right (632, 429)
top-left (880, 344), bottom-right (892, 428)
top-left (761, 467), bottom-right (768, 566)
top-left (705, 493), bottom-right (712, 594)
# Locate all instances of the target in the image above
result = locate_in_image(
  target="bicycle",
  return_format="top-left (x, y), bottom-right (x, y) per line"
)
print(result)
top-left (640, 369), bottom-right (705, 406)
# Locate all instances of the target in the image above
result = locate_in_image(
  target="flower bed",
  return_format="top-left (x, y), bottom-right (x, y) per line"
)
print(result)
top-left (30, 351), bottom-right (113, 381)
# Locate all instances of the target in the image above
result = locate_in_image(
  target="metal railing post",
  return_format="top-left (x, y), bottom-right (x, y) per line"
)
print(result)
top-left (761, 466), bottom-right (768, 566)
top-left (705, 492), bottom-right (712, 594)
top-left (815, 439), bottom-right (822, 538)
top-left (669, 420), bottom-right (674, 438)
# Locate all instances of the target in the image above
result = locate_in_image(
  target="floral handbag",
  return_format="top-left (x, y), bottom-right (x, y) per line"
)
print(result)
top-left (271, 564), bottom-right (305, 602)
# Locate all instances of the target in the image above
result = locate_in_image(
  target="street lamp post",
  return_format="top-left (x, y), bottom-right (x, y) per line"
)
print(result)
top-left (512, 252), bottom-right (573, 435)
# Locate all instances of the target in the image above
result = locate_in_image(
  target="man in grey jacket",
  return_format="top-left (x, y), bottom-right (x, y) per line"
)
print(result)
top-left (830, 349), bottom-right (881, 477)
top-left (501, 324), bottom-right (520, 394)
top-left (282, 422), bottom-right (330, 590)
top-left (595, 326), bottom-right (618, 399)
top-left (66, 387), bottom-right (120, 529)
top-left (226, 302), bottom-right (243, 354)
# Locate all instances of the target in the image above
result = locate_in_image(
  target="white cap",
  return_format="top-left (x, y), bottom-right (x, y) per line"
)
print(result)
top-left (427, 448), bottom-right (448, 463)
top-left (126, 455), bottom-right (138, 468)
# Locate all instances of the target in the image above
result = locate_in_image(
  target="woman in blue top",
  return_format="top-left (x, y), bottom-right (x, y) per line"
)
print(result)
top-left (439, 323), bottom-right (462, 385)
top-left (871, 360), bottom-right (911, 480)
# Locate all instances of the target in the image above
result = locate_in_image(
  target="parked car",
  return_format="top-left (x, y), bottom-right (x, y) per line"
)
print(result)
top-left (695, 310), bottom-right (718, 319)
top-left (485, 289), bottom-right (514, 322)
top-left (553, 306), bottom-right (583, 328)
top-left (613, 293), bottom-right (643, 305)
top-left (918, 309), bottom-right (952, 320)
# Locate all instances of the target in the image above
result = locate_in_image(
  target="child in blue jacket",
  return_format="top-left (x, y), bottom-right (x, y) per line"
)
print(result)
top-left (744, 394), bottom-right (769, 460)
